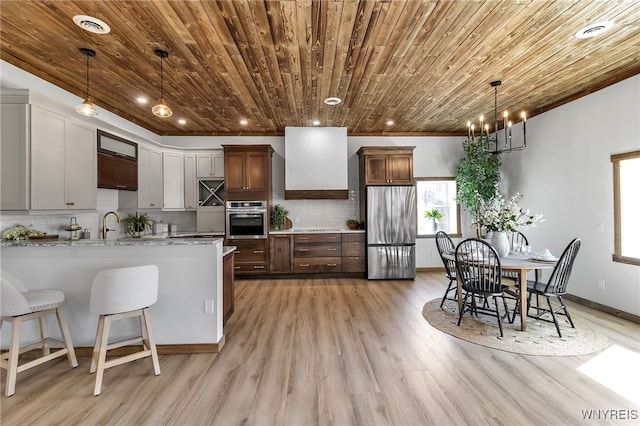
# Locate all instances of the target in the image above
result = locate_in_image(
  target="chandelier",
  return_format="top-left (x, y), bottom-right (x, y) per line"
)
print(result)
top-left (466, 81), bottom-right (526, 154)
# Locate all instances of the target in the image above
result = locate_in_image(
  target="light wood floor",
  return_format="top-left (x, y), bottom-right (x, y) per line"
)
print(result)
top-left (2, 272), bottom-right (639, 425)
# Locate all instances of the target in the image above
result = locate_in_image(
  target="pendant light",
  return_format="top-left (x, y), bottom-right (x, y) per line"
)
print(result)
top-left (152, 49), bottom-right (172, 118)
top-left (76, 48), bottom-right (98, 116)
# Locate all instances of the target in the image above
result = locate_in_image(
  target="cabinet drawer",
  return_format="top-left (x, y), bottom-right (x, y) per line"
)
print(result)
top-left (294, 257), bottom-right (342, 273)
top-left (294, 242), bottom-right (341, 257)
top-left (342, 256), bottom-right (365, 273)
top-left (233, 262), bottom-right (268, 274)
top-left (231, 240), bottom-right (267, 262)
top-left (342, 240), bottom-right (364, 257)
top-left (293, 233), bottom-right (341, 243)
top-left (342, 233), bottom-right (365, 242)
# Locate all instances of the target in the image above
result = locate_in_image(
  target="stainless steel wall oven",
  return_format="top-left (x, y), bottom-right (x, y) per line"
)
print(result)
top-left (225, 201), bottom-right (268, 239)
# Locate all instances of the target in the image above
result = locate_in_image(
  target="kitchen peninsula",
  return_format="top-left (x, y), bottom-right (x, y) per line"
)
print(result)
top-left (0, 237), bottom-right (228, 353)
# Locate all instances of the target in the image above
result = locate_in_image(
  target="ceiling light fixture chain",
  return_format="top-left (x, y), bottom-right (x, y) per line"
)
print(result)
top-left (466, 80), bottom-right (526, 154)
top-left (76, 47), bottom-right (98, 117)
top-left (152, 49), bottom-right (173, 118)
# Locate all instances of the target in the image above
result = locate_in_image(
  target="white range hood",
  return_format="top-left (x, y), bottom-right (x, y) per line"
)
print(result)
top-left (284, 127), bottom-right (348, 199)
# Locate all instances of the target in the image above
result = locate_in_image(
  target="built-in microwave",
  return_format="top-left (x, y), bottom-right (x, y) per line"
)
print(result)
top-left (225, 201), bottom-right (268, 239)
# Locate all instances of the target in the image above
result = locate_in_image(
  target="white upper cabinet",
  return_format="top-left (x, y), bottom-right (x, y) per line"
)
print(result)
top-left (30, 105), bottom-right (96, 210)
top-left (0, 100), bottom-right (29, 211)
top-left (162, 151), bottom-right (184, 210)
top-left (184, 153), bottom-right (197, 209)
top-left (139, 144), bottom-right (163, 209)
top-left (196, 152), bottom-right (224, 178)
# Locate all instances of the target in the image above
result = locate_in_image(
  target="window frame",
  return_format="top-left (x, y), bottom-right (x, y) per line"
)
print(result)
top-left (415, 176), bottom-right (462, 239)
top-left (611, 149), bottom-right (640, 266)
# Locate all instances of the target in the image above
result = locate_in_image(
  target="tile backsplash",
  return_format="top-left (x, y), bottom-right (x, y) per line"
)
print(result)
top-left (0, 189), bottom-right (360, 239)
top-left (0, 189), bottom-right (196, 240)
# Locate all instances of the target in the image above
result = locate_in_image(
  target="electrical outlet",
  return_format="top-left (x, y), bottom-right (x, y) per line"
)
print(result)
top-left (598, 280), bottom-right (606, 291)
top-left (204, 299), bottom-right (214, 314)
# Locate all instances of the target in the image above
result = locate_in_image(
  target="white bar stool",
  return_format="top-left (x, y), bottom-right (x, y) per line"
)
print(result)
top-left (0, 270), bottom-right (78, 397)
top-left (89, 265), bottom-right (161, 396)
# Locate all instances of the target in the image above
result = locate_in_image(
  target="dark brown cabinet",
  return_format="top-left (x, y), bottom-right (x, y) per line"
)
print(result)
top-left (97, 153), bottom-right (137, 190)
top-left (341, 233), bottom-right (365, 272)
top-left (222, 145), bottom-right (273, 200)
top-left (270, 234), bottom-right (293, 273)
top-left (227, 239), bottom-right (268, 274)
top-left (357, 146), bottom-right (415, 185)
top-left (293, 233), bottom-right (342, 274)
top-left (223, 249), bottom-right (235, 325)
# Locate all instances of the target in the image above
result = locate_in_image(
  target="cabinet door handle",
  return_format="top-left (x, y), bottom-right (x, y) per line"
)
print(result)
top-left (298, 237), bottom-right (309, 240)
top-left (326, 248), bottom-right (337, 251)
top-left (326, 236), bottom-right (337, 240)
top-left (253, 265), bottom-right (264, 269)
top-left (66, 202), bottom-right (75, 206)
top-left (298, 248), bottom-right (309, 252)
top-left (253, 250), bottom-right (264, 254)
top-left (299, 264), bottom-right (310, 267)
top-left (234, 266), bottom-right (241, 270)
top-left (327, 263), bottom-right (337, 267)
top-left (235, 250), bottom-right (241, 254)
top-left (150, 203), bottom-right (155, 207)
top-left (348, 242), bottom-right (358, 245)
top-left (116, 185), bottom-right (126, 188)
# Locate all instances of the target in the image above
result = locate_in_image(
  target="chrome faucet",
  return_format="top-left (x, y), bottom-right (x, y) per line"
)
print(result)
top-left (102, 211), bottom-right (122, 239)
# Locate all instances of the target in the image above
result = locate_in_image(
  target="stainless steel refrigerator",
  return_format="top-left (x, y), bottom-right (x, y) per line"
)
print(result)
top-left (366, 185), bottom-right (417, 279)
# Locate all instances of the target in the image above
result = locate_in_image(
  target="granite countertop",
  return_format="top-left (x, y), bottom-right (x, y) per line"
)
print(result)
top-left (270, 228), bottom-right (365, 235)
top-left (223, 245), bottom-right (236, 257)
top-left (0, 236), bottom-right (224, 248)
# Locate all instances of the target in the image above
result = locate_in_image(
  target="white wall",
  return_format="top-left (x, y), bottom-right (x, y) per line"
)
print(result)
top-left (501, 75), bottom-right (640, 316)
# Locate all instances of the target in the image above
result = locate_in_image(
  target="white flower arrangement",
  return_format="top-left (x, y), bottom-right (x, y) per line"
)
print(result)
top-left (475, 192), bottom-right (544, 232)
top-left (1, 224), bottom-right (43, 241)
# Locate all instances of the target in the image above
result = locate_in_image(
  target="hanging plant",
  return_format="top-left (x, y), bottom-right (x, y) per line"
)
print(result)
top-left (455, 135), bottom-right (502, 236)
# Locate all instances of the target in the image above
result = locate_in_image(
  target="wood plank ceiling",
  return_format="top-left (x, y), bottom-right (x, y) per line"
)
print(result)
top-left (1, 1), bottom-right (639, 136)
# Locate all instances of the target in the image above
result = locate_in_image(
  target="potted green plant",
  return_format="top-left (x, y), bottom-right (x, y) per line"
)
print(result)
top-left (123, 212), bottom-right (153, 238)
top-left (346, 219), bottom-right (360, 230)
top-left (455, 134), bottom-right (502, 237)
top-left (270, 204), bottom-right (289, 230)
top-left (424, 209), bottom-right (444, 233)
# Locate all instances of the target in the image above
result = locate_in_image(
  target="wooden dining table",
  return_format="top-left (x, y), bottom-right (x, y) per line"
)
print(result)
top-left (443, 253), bottom-right (556, 331)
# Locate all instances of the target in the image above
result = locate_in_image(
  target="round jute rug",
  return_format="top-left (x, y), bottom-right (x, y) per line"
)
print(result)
top-left (423, 298), bottom-right (610, 356)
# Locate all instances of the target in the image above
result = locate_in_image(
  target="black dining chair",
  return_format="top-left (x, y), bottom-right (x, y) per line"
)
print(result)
top-left (435, 231), bottom-right (458, 308)
top-left (455, 238), bottom-right (512, 337)
top-left (526, 238), bottom-right (581, 337)
top-left (502, 231), bottom-right (529, 284)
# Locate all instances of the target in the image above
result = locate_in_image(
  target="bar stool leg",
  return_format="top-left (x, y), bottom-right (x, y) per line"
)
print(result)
top-left (38, 316), bottom-right (50, 356)
top-left (55, 306), bottom-right (78, 368)
top-left (142, 308), bottom-right (161, 375)
top-left (93, 315), bottom-right (112, 396)
top-left (90, 315), bottom-right (105, 373)
top-left (5, 318), bottom-right (22, 397)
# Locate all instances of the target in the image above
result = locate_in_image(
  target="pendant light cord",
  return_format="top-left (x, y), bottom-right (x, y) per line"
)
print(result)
top-left (85, 52), bottom-right (90, 97)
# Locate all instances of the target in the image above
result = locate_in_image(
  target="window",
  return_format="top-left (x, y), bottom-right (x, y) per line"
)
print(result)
top-left (611, 150), bottom-right (640, 266)
top-left (416, 177), bottom-right (461, 237)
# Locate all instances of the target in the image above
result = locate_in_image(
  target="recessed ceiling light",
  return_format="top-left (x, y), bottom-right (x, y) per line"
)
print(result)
top-left (323, 97), bottom-right (342, 106)
top-left (239, 119), bottom-right (248, 125)
top-left (137, 97), bottom-right (148, 104)
top-left (386, 120), bottom-right (394, 126)
top-left (575, 21), bottom-right (613, 39)
top-left (312, 120), bottom-right (320, 126)
top-left (72, 15), bottom-right (111, 34)
top-left (178, 119), bottom-right (186, 125)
